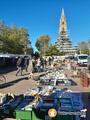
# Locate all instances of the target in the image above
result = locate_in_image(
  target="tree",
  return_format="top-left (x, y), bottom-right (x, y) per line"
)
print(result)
top-left (87, 39), bottom-right (90, 54)
top-left (35, 35), bottom-right (50, 55)
top-left (27, 47), bottom-right (34, 55)
top-left (0, 22), bottom-right (32, 54)
top-left (34, 51), bottom-right (40, 59)
top-left (45, 45), bottom-right (60, 56)
top-left (19, 27), bottom-right (30, 54)
top-left (78, 40), bottom-right (90, 54)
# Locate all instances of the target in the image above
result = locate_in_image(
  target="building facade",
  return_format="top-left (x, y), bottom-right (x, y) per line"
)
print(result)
top-left (56, 8), bottom-right (77, 55)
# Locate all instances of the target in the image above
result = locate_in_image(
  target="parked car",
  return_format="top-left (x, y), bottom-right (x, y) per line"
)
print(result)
top-left (76, 54), bottom-right (88, 66)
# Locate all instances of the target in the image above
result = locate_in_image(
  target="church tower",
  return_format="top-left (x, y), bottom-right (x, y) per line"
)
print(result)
top-left (56, 8), bottom-right (76, 55)
top-left (58, 8), bottom-right (69, 43)
top-left (56, 8), bottom-right (77, 55)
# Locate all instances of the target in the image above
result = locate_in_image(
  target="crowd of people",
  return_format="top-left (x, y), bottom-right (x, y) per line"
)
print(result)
top-left (16, 56), bottom-right (54, 79)
top-left (15, 55), bottom-right (88, 80)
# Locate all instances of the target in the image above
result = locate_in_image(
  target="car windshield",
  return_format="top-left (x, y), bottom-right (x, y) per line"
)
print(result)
top-left (79, 56), bottom-right (88, 59)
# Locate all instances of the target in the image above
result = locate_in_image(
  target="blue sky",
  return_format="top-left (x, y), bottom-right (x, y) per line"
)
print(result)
top-left (0, 0), bottom-right (90, 50)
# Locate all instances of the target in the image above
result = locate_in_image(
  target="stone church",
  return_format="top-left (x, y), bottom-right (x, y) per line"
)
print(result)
top-left (56, 8), bottom-right (77, 55)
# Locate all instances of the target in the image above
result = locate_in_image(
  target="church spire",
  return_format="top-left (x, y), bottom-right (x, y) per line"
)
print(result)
top-left (61, 8), bottom-right (65, 17)
top-left (59, 8), bottom-right (67, 35)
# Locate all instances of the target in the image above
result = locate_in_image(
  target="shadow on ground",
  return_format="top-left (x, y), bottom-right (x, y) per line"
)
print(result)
top-left (0, 66), bottom-right (17, 74)
top-left (0, 76), bottom-right (28, 89)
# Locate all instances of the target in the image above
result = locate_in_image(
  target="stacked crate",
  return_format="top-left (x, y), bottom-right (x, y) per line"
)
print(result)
top-left (80, 72), bottom-right (89, 87)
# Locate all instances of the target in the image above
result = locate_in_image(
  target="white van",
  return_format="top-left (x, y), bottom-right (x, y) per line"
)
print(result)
top-left (76, 54), bottom-right (88, 66)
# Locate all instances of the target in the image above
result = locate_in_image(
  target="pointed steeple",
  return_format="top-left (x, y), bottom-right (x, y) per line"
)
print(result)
top-left (61, 8), bottom-right (65, 17)
top-left (59, 8), bottom-right (67, 34)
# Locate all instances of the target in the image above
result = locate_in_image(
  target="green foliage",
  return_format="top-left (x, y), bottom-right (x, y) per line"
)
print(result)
top-left (0, 22), bottom-right (32, 54)
top-left (45, 45), bottom-right (60, 56)
top-left (35, 35), bottom-right (50, 55)
top-left (34, 51), bottom-right (40, 59)
top-left (59, 52), bottom-right (65, 56)
top-left (78, 40), bottom-right (90, 54)
top-left (27, 47), bottom-right (33, 55)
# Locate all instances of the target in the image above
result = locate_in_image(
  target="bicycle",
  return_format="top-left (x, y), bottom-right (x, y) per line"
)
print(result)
top-left (0, 74), bottom-right (6, 85)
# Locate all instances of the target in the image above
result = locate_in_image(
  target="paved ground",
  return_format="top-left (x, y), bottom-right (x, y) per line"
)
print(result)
top-left (0, 70), bottom-right (90, 94)
top-left (0, 65), bottom-right (90, 94)
top-left (0, 70), bottom-right (44, 94)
